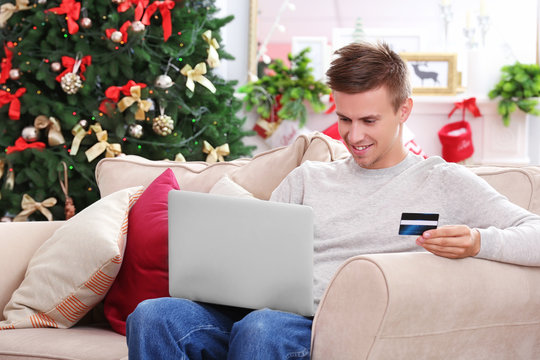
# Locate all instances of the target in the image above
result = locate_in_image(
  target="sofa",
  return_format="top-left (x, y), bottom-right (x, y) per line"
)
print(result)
top-left (1, 132), bottom-right (540, 359)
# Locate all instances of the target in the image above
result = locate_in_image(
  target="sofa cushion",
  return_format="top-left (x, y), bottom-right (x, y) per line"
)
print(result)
top-left (209, 174), bottom-right (254, 198)
top-left (0, 221), bottom-right (65, 321)
top-left (0, 186), bottom-right (143, 330)
top-left (467, 165), bottom-right (540, 215)
top-left (104, 169), bottom-right (179, 335)
top-left (0, 325), bottom-right (128, 360)
top-left (95, 132), bottom-right (349, 200)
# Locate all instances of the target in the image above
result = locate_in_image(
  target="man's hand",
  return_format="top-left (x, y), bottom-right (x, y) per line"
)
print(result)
top-left (416, 225), bottom-right (481, 259)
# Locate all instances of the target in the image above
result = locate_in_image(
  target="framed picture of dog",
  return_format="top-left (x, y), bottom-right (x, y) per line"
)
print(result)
top-left (399, 53), bottom-right (458, 95)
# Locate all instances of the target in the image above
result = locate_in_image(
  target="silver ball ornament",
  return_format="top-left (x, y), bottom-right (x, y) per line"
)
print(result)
top-left (22, 126), bottom-right (40, 142)
top-left (152, 115), bottom-right (174, 136)
top-left (131, 21), bottom-right (145, 33)
top-left (80, 17), bottom-right (92, 29)
top-left (154, 74), bottom-right (173, 89)
top-left (37, 0), bottom-right (47, 4)
top-left (110, 31), bottom-right (123, 43)
top-left (61, 72), bottom-right (82, 94)
top-left (1, 216), bottom-right (13, 222)
top-left (9, 68), bottom-right (21, 80)
top-left (128, 124), bottom-right (144, 139)
top-left (51, 62), bottom-right (62, 72)
top-left (78, 119), bottom-right (89, 129)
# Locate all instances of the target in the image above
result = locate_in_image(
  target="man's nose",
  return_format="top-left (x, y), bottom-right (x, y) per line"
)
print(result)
top-left (348, 121), bottom-right (365, 143)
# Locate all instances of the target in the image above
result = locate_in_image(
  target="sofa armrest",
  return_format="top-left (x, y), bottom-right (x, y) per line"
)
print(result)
top-left (0, 221), bottom-right (65, 320)
top-left (311, 252), bottom-right (540, 359)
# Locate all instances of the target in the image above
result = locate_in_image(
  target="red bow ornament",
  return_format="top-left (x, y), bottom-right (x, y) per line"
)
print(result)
top-left (55, 55), bottom-right (91, 83)
top-left (46, 0), bottom-right (81, 35)
top-left (448, 97), bottom-right (482, 120)
top-left (0, 42), bottom-right (13, 84)
top-left (99, 80), bottom-right (147, 114)
top-left (117, 0), bottom-right (149, 21)
top-left (6, 137), bottom-right (46, 154)
top-left (0, 87), bottom-right (26, 120)
top-left (324, 93), bottom-right (336, 114)
top-left (142, 0), bottom-right (175, 41)
top-left (106, 20), bottom-right (132, 44)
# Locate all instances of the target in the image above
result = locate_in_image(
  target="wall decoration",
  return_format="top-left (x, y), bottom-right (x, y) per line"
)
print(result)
top-left (400, 52), bottom-right (458, 95)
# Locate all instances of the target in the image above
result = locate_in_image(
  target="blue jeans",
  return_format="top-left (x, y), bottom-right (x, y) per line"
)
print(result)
top-left (126, 297), bottom-right (313, 360)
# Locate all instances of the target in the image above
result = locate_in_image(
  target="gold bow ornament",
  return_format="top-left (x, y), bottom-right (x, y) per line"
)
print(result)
top-left (180, 63), bottom-right (216, 94)
top-left (174, 153), bottom-right (186, 162)
top-left (34, 115), bottom-right (66, 146)
top-left (0, 0), bottom-right (31, 28)
top-left (117, 85), bottom-right (152, 121)
top-left (202, 30), bottom-right (220, 68)
top-left (202, 140), bottom-right (229, 163)
top-left (69, 122), bottom-right (90, 156)
top-left (84, 123), bottom-right (122, 162)
top-left (13, 194), bottom-right (57, 222)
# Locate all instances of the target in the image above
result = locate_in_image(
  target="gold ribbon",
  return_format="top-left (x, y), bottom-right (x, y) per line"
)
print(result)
top-left (202, 140), bottom-right (229, 163)
top-left (13, 194), bottom-right (57, 222)
top-left (0, 158), bottom-right (4, 180)
top-left (84, 123), bottom-right (122, 162)
top-left (174, 153), bottom-right (186, 162)
top-left (256, 118), bottom-right (281, 137)
top-left (0, 0), bottom-right (31, 28)
top-left (117, 85), bottom-right (152, 121)
top-left (180, 63), bottom-right (216, 94)
top-left (34, 115), bottom-right (66, 146)
top-left (70, 123), bottom-right (88, 156)
top-left (202, 30), bottom-right (220, 68)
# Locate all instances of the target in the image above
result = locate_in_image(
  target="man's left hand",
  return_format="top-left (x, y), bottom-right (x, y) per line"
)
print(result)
top-left (416, 225), bottom-right (481, 259)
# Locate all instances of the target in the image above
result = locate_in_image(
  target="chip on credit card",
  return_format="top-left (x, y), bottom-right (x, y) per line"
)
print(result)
top-left (399, 213), bottom-right (439, 236)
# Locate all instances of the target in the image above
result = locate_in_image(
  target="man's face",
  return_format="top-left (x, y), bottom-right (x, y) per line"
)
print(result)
top-left (335, 87), bottom-right (412, 169)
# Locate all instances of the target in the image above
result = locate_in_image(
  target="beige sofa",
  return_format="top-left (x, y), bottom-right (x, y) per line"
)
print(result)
top-left (2, 132), bottom-right (540, 359)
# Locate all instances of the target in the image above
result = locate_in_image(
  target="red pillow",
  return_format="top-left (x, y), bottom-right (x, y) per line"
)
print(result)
top-left (104, 168), bottom-right (179, 335)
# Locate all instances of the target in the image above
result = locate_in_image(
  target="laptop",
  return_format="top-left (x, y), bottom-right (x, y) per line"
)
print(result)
top-left (168, 190), bottom-right (315, 316)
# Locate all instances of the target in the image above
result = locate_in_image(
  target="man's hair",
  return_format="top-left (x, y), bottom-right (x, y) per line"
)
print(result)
top-left (326, 42), bottom-right (411, 112)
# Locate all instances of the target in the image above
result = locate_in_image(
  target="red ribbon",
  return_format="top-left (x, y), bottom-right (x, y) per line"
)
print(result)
top-left (0, 88), bottom-right (26, 120)
top-left (0, 43), bottom-right (13, 84)
top-left (118, 0), bottom-right (149, 21)
top-left (55, 55), bottom-right (92, 83)
top-left (6, 137), bottom-right (46, 154)
top-left (47, 0), bottom-right (81, 35)
top-left (99, 80), bottom-right (147, 114)
top-left (448, 97), bottom-right (482, 121)
top-left (106, 21), bottom-right (132, 43)
top-left (142, 0), bottom-right (176, 41)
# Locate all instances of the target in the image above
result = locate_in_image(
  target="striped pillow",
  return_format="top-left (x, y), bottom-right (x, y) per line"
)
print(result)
top-left (0, 186), bottom-right (143, 330)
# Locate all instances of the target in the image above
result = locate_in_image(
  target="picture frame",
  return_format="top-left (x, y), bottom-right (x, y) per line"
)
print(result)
top-left (399, 52), bottom-right (458, 95)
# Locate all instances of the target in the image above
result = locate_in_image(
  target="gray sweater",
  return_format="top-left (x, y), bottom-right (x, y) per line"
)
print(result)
top-left (270, 153), bottom-right (540, 307)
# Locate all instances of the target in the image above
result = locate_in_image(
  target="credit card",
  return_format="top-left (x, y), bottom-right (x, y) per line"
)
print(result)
top-left (399, 213), bottom-right (439, 235)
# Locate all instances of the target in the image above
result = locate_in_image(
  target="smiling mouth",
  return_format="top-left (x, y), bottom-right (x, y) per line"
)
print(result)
top-left (352, 144), bottom-right (372, 151)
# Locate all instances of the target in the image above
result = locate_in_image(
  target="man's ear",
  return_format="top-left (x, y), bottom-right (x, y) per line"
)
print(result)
top-left (399, 97), bottom-right (413, 123)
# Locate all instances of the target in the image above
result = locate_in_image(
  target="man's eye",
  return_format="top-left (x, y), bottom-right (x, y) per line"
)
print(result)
top-left (338, 117), bottom-right (350, 122)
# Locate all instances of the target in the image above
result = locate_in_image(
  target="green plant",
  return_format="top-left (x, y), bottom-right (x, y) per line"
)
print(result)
top-left (238, 48), bottom-right (330, 127)
top-left (488, 62), bottom-right (540, 126)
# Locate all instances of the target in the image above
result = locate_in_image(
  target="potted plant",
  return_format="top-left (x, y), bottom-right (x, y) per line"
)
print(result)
top-left (238, 48), bottom-right (330, 137)
top-left (488, 62), bottom-right (540, 126)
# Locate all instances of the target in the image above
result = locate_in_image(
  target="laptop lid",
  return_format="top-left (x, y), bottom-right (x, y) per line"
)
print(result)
top-left (168, 190), bottom-right (314, 316)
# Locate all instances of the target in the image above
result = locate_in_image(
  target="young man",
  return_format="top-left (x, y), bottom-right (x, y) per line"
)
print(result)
top-left (126, 42), bottom-right (540, 359)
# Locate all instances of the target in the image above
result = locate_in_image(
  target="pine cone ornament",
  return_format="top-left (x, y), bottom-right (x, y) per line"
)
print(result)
top-left (152, 115), bottom-right (174, 136)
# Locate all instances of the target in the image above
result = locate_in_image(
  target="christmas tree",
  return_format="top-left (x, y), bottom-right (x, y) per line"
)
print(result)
top-left (0, 0), bottom-right (254, 221)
